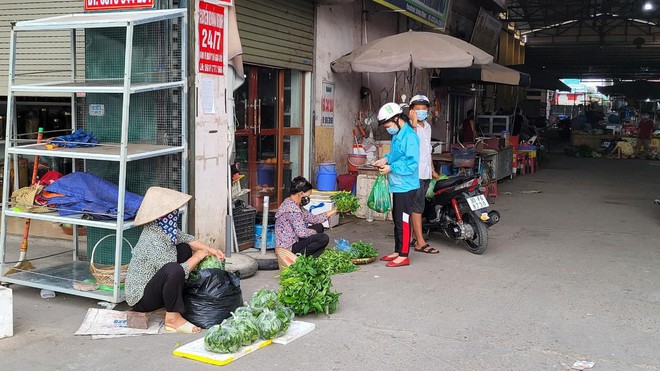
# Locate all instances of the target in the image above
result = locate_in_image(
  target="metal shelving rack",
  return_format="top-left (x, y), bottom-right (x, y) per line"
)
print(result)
top-left (0, 9), bottom-right (188, 303)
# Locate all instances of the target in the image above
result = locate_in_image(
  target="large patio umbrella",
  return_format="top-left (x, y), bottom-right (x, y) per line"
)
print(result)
top-left (331, 31), bottom-right (493, 73)
top-left (508, 65), bottom-right (571, 91)
top-left (599, 81), bottom-right (660, 100)
top-left (435, 63), bottom-right (531, 87)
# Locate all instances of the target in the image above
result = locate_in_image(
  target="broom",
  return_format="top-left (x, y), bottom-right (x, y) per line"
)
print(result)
top-left (5, 127), bottom-right (44, 275)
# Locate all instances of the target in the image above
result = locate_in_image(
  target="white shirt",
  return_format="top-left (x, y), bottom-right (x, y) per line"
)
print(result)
top-left (415, 120), bottom-right (433, 180)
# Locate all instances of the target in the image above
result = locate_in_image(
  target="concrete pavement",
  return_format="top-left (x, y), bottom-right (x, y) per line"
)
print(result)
top-left (1, 154), bottom-right (659, 370)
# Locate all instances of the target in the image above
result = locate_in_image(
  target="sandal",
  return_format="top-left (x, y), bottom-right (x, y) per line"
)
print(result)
top-left (409, 238), bottom-right (417, 248)
top-left (164, 321), bottom-right (200, 334)
top-left (415, 244), bottom-right (439, 254)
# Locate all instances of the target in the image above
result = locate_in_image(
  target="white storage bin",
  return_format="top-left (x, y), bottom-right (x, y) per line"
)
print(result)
top-left (0, 286), bottom-right (13, 338)
top-left (304, 200), bottom-right (339, 228)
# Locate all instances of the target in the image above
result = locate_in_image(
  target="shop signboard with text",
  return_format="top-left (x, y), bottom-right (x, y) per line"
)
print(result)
top-left (372, 0), bottom-right (450, 30)
top-left (85, 0), bottom-right (154, 11)
top-left (198, 1), bottom-right (225, 76)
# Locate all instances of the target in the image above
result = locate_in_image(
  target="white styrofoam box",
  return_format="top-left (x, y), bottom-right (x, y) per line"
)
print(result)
top-left (355, 174), bottom-right (392, 221)
top-left (304, 200), bottom-right (339, 228)
top-left (0, 286), bottom-right (13, 338)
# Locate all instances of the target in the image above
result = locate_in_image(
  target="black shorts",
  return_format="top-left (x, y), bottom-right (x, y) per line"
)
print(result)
top-left (412, 179), bottom-right (430, 213)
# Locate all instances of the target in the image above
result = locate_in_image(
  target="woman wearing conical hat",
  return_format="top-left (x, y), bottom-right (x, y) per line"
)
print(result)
top-left (125, 187), bottom-right (224, 333)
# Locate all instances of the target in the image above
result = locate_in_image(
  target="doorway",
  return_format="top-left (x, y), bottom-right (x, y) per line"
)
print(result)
top-left (234, 66), bottom-right (305, 211)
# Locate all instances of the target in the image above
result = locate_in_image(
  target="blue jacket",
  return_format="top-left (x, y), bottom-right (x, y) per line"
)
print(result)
top-left (385, 122), bottom-right (420, 193)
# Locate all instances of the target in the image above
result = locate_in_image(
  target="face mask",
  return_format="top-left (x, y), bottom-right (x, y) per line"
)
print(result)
top-left (415, 110), bottom-right (429, 121)
top-left (386, 126), bottom-right (399, 135)
top-left (301, 196), bottom-right (310, 206)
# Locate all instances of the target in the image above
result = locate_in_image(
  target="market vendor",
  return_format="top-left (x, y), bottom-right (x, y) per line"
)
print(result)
top-left (636, 115), bottom-right (655, 156)
top-left (372, 102), bottom-right (420, 268)
top-left (459, 109), bottom-right (476, 144)
top-left (125, 187), bottom-right (224, 334)
top-left (275, 176), bottom-right (337, 258)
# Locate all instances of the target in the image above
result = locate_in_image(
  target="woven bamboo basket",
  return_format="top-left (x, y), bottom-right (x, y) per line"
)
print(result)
top-left (89, 234), bottom-right (134, 286)
top-left (275, 247), bottom-right (298, 270)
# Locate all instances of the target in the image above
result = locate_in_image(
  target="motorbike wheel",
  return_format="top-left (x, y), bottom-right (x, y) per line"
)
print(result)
top-left (463, 213), bottom-right (488, 255)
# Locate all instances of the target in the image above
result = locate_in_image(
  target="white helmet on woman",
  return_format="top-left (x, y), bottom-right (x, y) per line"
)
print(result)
top-left (409, 94), bottom-right (430, 107)
top-left (377, 102), bottom-right (403, 124)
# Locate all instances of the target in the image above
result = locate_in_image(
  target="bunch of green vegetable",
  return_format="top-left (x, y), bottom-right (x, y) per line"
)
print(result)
top-left (204, 324), bottom-right (242, 354)
top-left (349, 241), bottom-right (378, 259)
top-left (317, 248), bottom-right (357, 275)
top-left (330, 191), bottom-right (359, 215)
top-left (188, 256), bottom-right (225, 281)
top-left (278, 255), bottom-right (341, 316)
top-left (221, 314), bottom-right (259, 346)
top-left (255, 308), bottom-right (292, 339)
top-left (248, 289), bottom-right (280, 316)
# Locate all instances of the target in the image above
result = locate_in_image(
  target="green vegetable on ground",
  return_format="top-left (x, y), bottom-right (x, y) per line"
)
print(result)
top-left (204, 324), bottom-right (242, 354)
top-left (222, 314), bottom-right (259, 346)
top-left (187, 256), bottom-right (225, 281)
top-left (317, 248), bottom-right (357, 275)
top-left (349, 241), bottom-right (378, 259)
top-left (330, 191), bottom-right (359, 215)
top-left (248, 289), bottom-right (280, 316)
top-left (278, 255), bottom-right (341, 316)
top-left (256, 309), bottom-right (291, 340)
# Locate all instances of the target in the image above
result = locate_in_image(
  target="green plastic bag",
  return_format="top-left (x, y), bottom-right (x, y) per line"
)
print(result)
top-left (367, 174), bottom-right (391, 213)
top-left (426, 175), bottom-right (448, 200)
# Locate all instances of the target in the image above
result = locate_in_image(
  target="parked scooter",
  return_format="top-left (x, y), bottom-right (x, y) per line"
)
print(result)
top-left (422, 174), bottom-right (499, 254)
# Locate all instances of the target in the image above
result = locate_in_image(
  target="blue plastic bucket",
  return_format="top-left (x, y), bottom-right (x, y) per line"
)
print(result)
top-left (257, 164), bottom-right (275, 186)
top-left (316, 171), bottom-right (337, 191)
top-left (441, 164), bottom-right (452, 176)
top-left (318, 162), bottom-right (336, 174)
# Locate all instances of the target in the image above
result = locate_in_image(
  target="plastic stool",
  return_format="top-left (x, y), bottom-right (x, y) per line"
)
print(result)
top-left (484, 181), bottom-right (498, 198)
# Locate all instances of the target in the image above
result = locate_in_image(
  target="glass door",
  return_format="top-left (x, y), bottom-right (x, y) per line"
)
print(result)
top-left (234, 66), bottom-right (305, 212)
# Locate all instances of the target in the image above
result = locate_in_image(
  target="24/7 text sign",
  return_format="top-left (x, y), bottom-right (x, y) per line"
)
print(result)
top-left (85, 0), bottom-right (154, 11)
top-left (198, 1), bottom-right (225, 76)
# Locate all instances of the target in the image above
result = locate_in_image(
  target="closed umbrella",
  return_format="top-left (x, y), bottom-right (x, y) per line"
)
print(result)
top-left (331, 30), bottom-right (493, 73)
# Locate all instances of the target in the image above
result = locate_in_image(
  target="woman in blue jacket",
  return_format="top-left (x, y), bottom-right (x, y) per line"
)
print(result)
top-left (372, 102), bottom-right (420, 267)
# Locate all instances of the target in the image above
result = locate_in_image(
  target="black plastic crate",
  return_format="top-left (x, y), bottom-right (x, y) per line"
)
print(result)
top-left (234, 205), bottom-right (256, 246)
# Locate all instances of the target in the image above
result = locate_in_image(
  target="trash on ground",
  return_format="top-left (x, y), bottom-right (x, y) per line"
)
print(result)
top-left (520, 190), bottom-right (542, 194)
top-left (572, 360), bottom-right (595, 370)
top-left (40, 290), bottom-right (56, 299)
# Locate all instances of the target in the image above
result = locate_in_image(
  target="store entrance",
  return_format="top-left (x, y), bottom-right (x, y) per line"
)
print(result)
top-left (234, 65), bottom-right (305, 211)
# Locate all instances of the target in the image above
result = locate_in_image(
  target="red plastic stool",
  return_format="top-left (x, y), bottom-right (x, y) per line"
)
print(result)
top-left (484, 181), bottom-right (498, 198)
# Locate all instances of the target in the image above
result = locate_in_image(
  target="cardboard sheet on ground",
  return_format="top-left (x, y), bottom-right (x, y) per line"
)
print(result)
top-left (173, 321), bottom-right (315, 366)
top-left (75, 308), bottom-right (164, 337)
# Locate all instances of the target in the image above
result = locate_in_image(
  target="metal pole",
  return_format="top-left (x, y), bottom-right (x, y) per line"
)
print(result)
top-left (260, 196), bottom-right (269, 255)
top-left (225, 215), bottom-right (232, 258)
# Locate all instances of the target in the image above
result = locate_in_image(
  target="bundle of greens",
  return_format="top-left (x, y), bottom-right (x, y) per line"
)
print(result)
top-left (279, 255), bottom-right (341, 316)
top-left (221, 314), bottom-right (259, 346)
top-left (255, 308), bottom-right (292, 340)
top-left (204, 324), bottom-right (242, 354)
top-left (248, 289), bottom-right (280, 316)
top-left (317, 248), bottom-right (357, 275)
top-left (349, 241), bottom-right (378, 259)
top-left (188, 256), bottom-right (224, 281)
top-left (330, 191), bottom-right (359, 215)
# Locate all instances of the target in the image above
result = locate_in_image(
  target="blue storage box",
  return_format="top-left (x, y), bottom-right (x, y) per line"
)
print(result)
top-left (254, 224), bottom-right (275, 250)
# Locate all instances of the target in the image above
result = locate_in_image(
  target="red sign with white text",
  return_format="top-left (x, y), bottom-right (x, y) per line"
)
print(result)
top-left (85, 0), bottom-right (155, 11)
top-left (198, 1), bottom-right (225, 75)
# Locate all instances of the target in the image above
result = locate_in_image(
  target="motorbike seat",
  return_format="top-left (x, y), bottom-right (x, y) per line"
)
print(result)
top-left (433, 175), bottom-right (473, 192)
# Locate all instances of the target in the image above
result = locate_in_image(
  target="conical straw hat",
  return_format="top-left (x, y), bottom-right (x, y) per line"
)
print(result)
top-left (134, 187), bottom-right (192, 226)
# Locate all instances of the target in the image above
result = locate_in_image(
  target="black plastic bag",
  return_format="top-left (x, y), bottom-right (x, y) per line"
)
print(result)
top-left (182, 268), bottom-right (243, 329)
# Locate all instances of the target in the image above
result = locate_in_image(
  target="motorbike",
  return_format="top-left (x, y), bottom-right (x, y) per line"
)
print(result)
top-left (422, 174), bottom-right (499, 254)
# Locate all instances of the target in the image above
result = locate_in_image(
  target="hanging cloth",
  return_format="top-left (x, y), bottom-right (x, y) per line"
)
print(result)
top-left (157, 210), bottom-right (179, 243)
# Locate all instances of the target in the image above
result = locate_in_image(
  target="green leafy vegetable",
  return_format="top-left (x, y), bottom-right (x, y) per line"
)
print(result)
top-left (317, 248), bottom-right (357, 275)
top-left (248, 289), bottom-right (280, 316)
top-left (188, 256), bottom-right (225, 281)
top-left (278, 255), bottom-right (341, 316)
top-left (223, 314), bottom-right (259, 346)
top-left (256, 309), bottom-right (290, 340)
top-left (330, 191), bottom-right (359, 215)
top-left (204, 324), bottom-right (242, 354)
top-left (349, 241), bottom-right (378, 259)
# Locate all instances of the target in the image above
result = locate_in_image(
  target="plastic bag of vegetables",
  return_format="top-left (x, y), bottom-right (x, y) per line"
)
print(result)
top-left (222, 314), bottom-right (259, 346)
top-left (204, 324), bottom-right (242, 354)
top-left (248, 289), bottom-right (280, 316)
top-left (256, 308), bottom-right (291, 340)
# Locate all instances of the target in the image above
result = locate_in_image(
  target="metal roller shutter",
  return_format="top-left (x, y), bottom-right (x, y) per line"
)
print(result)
top-left (235, 0), bottom-right (314, 71)
top-left (0, 1), bottom-right (84, 96)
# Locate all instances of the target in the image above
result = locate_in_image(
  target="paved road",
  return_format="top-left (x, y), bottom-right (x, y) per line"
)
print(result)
top-left (1, 154), bottom-right (659, 370)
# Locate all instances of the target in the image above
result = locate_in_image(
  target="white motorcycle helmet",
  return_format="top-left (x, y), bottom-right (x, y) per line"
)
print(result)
top-left (409, 94), bottom-right (430, 108)
top-left (377, 102), bottom-right (403, 125)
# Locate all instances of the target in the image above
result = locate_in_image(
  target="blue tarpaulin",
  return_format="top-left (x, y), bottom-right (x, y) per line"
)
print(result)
top-left (45, 172), bottom-right (143, 220)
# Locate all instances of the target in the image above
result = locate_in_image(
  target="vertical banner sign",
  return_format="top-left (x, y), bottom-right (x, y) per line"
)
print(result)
top-left (321, 82), bottom-right (335, 126)
top-left (85, 0), bottom-right (154, 11)
top-left (470, 8), bottom-right (502, 56)
top-left (198, 1), bottom-right (225, 76)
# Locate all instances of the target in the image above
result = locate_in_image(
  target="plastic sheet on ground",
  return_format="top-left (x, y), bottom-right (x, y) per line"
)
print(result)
top-left (75, 308), bottom-right (163, 338)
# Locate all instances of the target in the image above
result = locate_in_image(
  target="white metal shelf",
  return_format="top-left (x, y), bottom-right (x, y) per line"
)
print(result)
top-left (7, 143), bottom-right (185, 162)
top-left (4, 210), bottom-right (135, 230)
top-left (13, 8), bottom-right (186, 31)
top-left (10, 80), bottom-right (185, 94)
